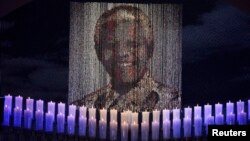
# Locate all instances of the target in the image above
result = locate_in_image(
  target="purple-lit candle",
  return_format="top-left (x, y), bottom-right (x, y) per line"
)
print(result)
top-left (184, 107), bottom-right (192, 137)
top-left (226, 101), bottom-right (235, 125)
top-left (99, 108), bottom-right (107, 139)
top-left (215, 103), bottom-right (224, 125)
top-left (121, 112), bottom-right (128, 141)
top-left (45, 112), bottom-right (54, 132)
top-left (14, 96), bottom-right (23, 127)
top-left (194, 105), bottom-right (202, 137)
top-left (110, 109), bottom-right (117, 141)
top-left (206, 116), bottom-right (214, 135)
top-left (48, 101), bottom-right (55, 121)
top-left (204, 104), bottom-right (212, 124)
top-left (3, 95), bottom-right (12, 126)
top-left (173, 109), bottom-right (181, 139)
top-left (162, 109), bottom-right (170, 139)
top-left (131, 112), bottom-right (138, 141)
top-left (57, 102), bottom-right (65, 133)
top-left (67, 104), bottom-right (76, 135)
top-left (79, 106), bottom-right (87, 136)
top-left (237, 100), bottom-right (247, 124)
top-left (35, 99), bottom-right (44, 130)
top-left (88, 107), bottom-right (96, 138)
top-left (24, 98), bottom-right (33, 129)
top-left (152, 109), bottom-right (160, 140)
top-left (141, 111), bottom-right (149, 141)
top-left (248, 100), bottom-right (250, 121)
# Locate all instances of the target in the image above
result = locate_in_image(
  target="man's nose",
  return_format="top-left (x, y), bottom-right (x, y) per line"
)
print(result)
top-left (117, 44), bottom-right (133, 57)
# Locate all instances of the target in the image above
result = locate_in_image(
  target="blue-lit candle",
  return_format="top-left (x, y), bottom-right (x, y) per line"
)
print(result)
top-left (3, 95), bottom-right (12, 126)
top-left (173, 109), bottom-right (181, 139)
top-left (57, 102), bottom-right (65, 133)
top-left (48, 101), bottom-right (55, 121)
top-left (206, 116), bottom-right (214, 135)
top-left (45, 112), bottom-right (54, 132)
top-left (215, 103), bottom-right (224, 125)
top-left (204, 104), bottom-right (212, 124)
top-left (67, 104), bottom-right (76, 135)
top-left (24, 97), bottom-right (34, 129)
top-left (226, 101), bottom-right (235, 125)
top-left (248, 100), bottom-right (250, 121)
top-left (152, 109), bottom-right (160, 140)
top-left (79, 106), bottom-right (87, 136)
top-left (88, 107), bottom-right (96, 138)
top-left (237, 100), bottom-right (247, 125)
top-left (184, 107), bottom-right (192, 137)
top-left (14, 96), bottom-right (23, 127)
top-left (194, 105), bottom-right (202, 137)
top-left (35, 99), bottom-right (44, 130)
top-left (162, 109), bottom-right (170, 139)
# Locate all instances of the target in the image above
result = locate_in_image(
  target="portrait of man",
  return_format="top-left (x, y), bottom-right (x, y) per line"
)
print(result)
top-left (69, 4), bottom-right (181, 112)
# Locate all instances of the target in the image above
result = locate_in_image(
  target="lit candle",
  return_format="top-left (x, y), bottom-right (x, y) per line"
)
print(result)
top-left (215, 103), bottom-right (224, 125)
top-left (173, 109), bottom-right (181, 139)
top-left (67, 114), bottom-right (75, 134)
top-left (126, 110), bottom-right (132, 129)
top-left (131, 112), bottom-right (138, 141)
top-left (194, 105), bottom-right (202, 137)
top-left (24, 109), bottom-right (32, 129)
top-left (45, 112), bottom-right (54, 132)
top-left (248, 100), bottom-right (250, 121)
top-left (162, 109), bottom-right (170, 139)
top-left (3, 95), bottom-right (12, 126)
top-left (141, 111), bottom-right (149, 141)
top-left (14, 96), bottom-right (23, 127)
top-left (121, 121), bottom-right (129, 141)
top-left (110, 109), bottom-right (117, 140)
top-left (204, 104), bottom-right (212, 124)
top-left (226, 101), bottom-right (235, 125)
top-left (67, 104), bottom-right (76, 135)
top-left (110, 120), bottom-right (118, 140)
top-left (57, 102), bottom-right (65, 133)
top-left (48, 101), bottom-right (55, 121)
top-left (88, 107), bottom-right (96, 138)
top-left (79, 106), bottom-right (87, 136)
top-left (237, 100), bottom-right (246, 124)
top-left (206, 116), bottom-right (214, 135)
top-left (152, 109), bottom-right (160, 140)
top-left (184, 107), bottom-right (192, 137)
top-left (26, 97), bottom-right (34, 118)
top-left (35, 99), bottom-right (44, 130)
top-left (99, 108), bottom-right (107, 139)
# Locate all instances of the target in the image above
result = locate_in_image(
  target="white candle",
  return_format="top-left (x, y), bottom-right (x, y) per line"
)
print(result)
top-left (14, 107), bottom-right (22, 127)
top-left (126, 110), bottom-right (132, 127)
top-left (36, 99), bottom-right (44, 112)
top-left (237, 100), bottom-right (244, 113)
top-left (69, 104), bottom-right (76, 117)
top-left (226, 101), bottom-right (235, 125)
top-left (58, 102), bottom-right (65, 115)
top-left (173, 118), bottom-right (181, 138)
top-left (24, 109), bottom-right (32, 129)
top-left (121, 121), bottom-right (129, 141)
top-left (194, 116), bottom-right (202, 137)
top-left (173, 109), bottom-right (180, 119)
top-left (131, 122), bottom-right (138, 141)
top-left (153, 109), bottom-right (160, 122)
top-left (110, 120), bottom-right (117, 140)
top-left (204, 104), bottom-right (212, 124)
top-left (110, 109), bottom-right (117, 122)
top-left (141, 122), bottom-right (149, 141)
top-left (142, 111), bottom-right (149, 123)
top-left (132, 112), bottom-right (138, 124)
top-left (79, 105), bottom-right (87, 118)
top-left (79, 116), bottom-right (87, 136)
top-left (99, 119), bottom-right (107, 139)
top-left (35, 110), bottom-right (44, 130)
top-left (163, 119), bottom-right (171, 139)
top-left (162, 109), bottom-right (170, 121)
top-left (3, 95), bottom-right (12, 126)
top-left (206, 116), bottom-right (214, 135)
top-left (194, 105), bottom-right (201, 118)
top-left (88, 117), bottom-right (96, 138)
top-left (152, 120), bottom-right (160, 140)
top-left (48, 101), bottom-right (55, 121)
top-left (67, 115), bottom-right (75, 135)
top-left (184, 107), bottom-right (192, 137)
top-left (26, 97), bottom-right (34, 118)
top-left (237, 100), bottom-right (245, 124)
top-left (45, 112), bottom-right (54, 132)
top-left (57, 113), bottom-right (65, 133)
top-left (99, 108), bottom-right (107, 139)
top-left (89, 107), bottom-right (96, 119)
top-left (226, 112), bottom-right (235, 125)
top-left (226, 101), bottom-right (234, 115)
top-left (14, 95), bottom-right (23, 127)
top-left (57, 102), bottom-right (65, 133)
top-left (121, 112), bottom-right (128, 123)
top-left (215, 113), bottom-right (224, 125)
top-left (215, 103), bottom-right (223, 116)
top-left (15, 95), bottom-right (23, 110)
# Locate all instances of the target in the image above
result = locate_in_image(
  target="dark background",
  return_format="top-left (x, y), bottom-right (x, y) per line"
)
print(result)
top-left (0, 0), bottom-right (249, 111)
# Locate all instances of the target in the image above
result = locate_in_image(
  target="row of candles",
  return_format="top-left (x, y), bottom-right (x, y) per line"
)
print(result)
top-left (2, 95), bottom-right (250, 140)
